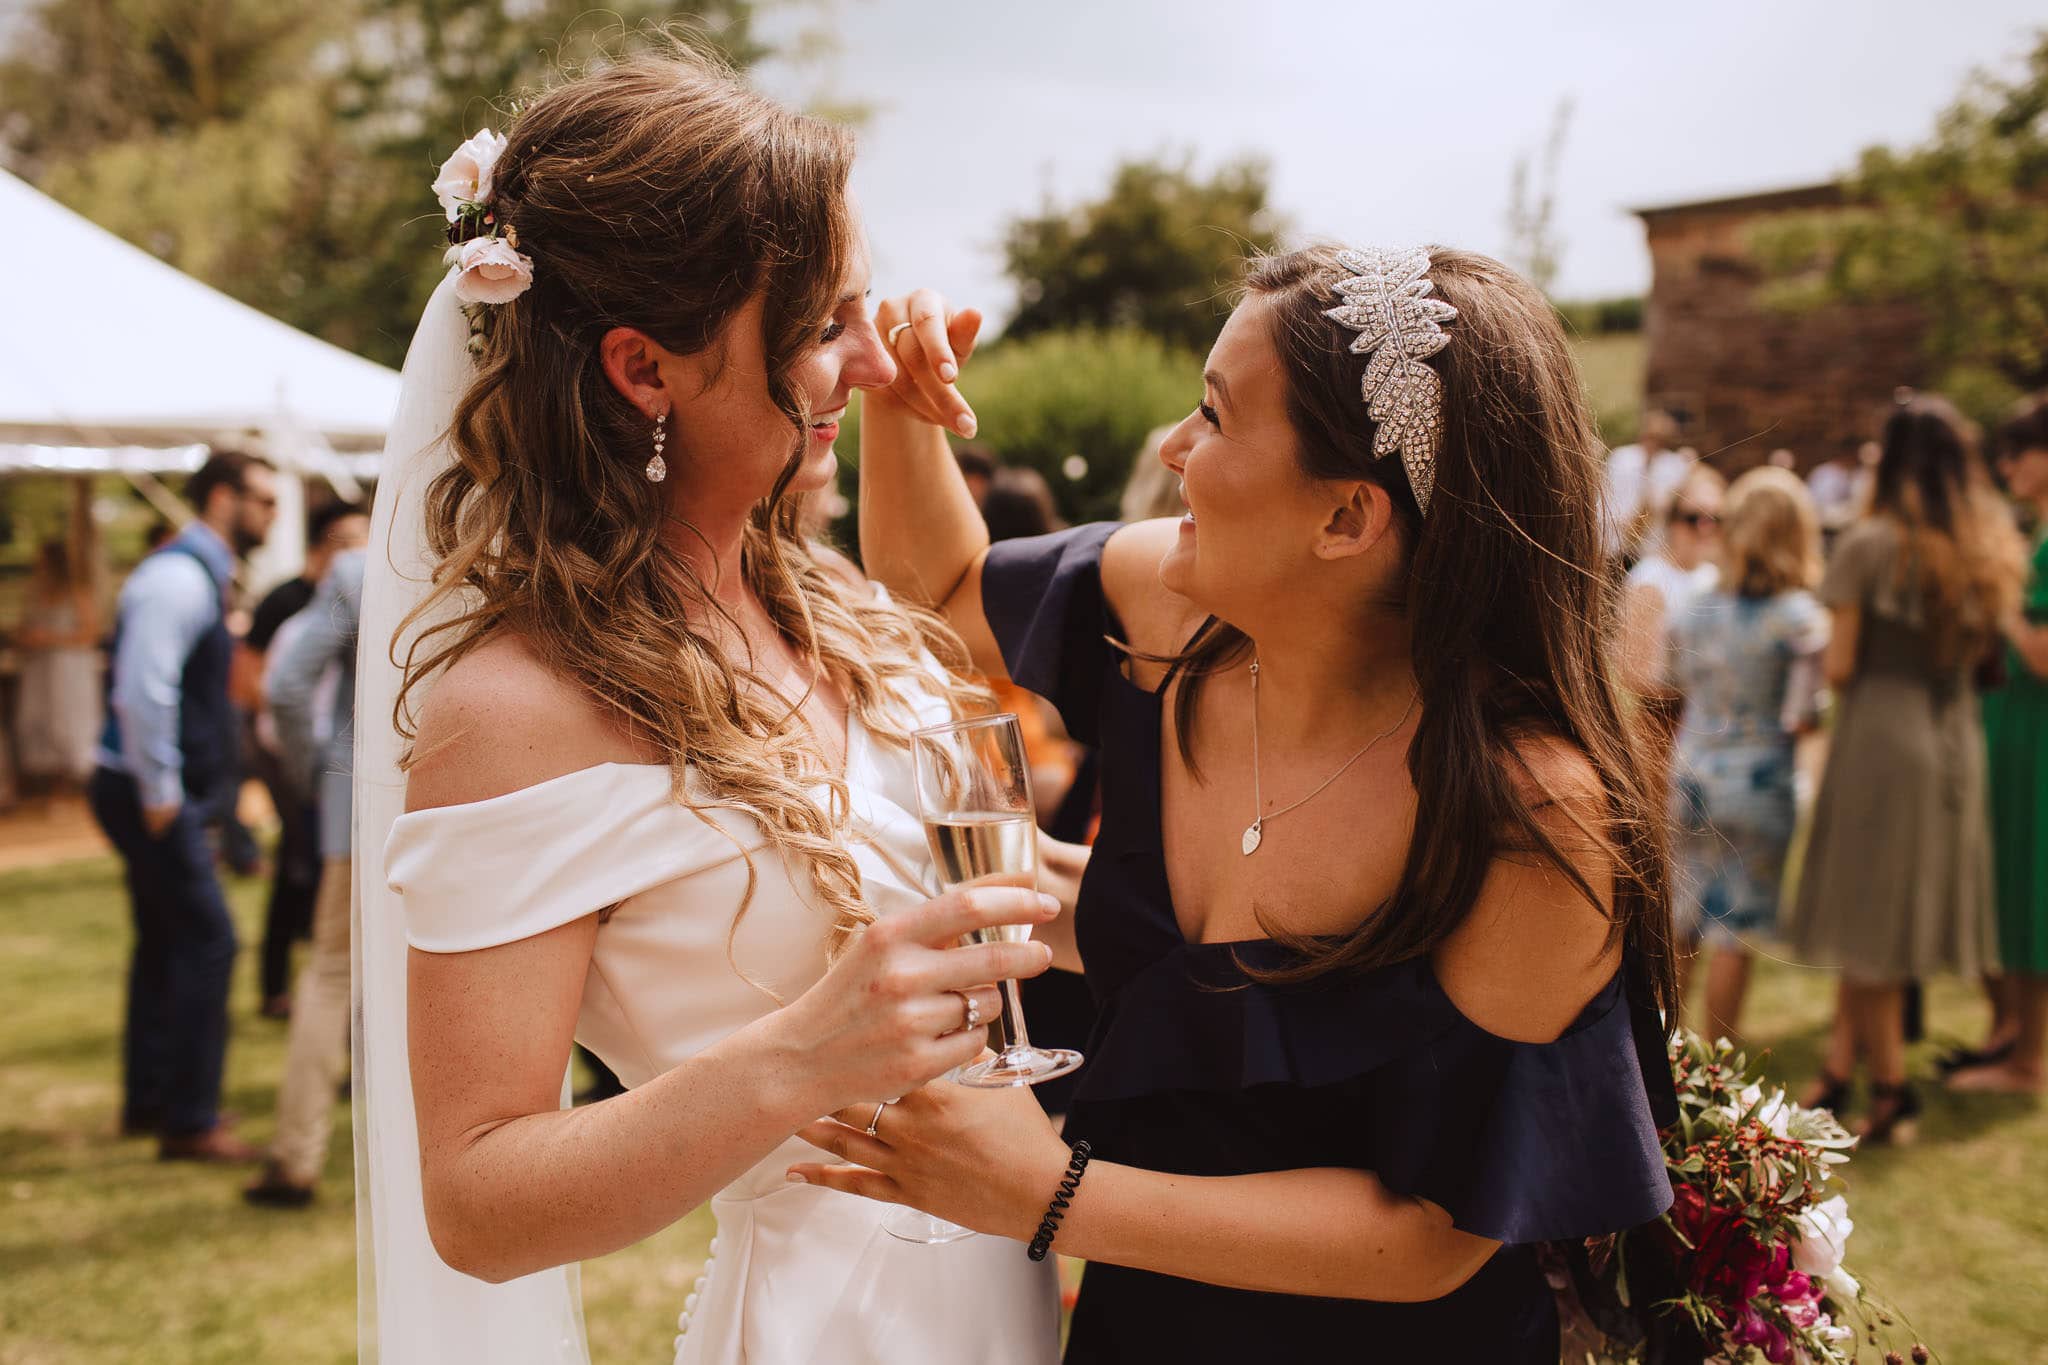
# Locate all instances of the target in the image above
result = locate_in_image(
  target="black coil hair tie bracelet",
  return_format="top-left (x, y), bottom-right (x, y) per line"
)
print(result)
top-left (1026, 1140), bottom-right (1093, 1261)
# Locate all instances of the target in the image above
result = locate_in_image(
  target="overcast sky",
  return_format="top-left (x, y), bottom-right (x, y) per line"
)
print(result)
top-left (753, 0), bottom-right (2042, 329)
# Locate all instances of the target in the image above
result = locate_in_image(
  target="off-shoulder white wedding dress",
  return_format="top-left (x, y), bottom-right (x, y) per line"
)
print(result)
top-left (382, 695), bottom-right (1061, 1365)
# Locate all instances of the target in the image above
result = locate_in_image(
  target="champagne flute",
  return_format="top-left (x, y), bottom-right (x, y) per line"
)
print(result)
top-left (912, 713), bottom-right (1083, 1088)
top-left (880, 713), bottom-right (1083, 1245)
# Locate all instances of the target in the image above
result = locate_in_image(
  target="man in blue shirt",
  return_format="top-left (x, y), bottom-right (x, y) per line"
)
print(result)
top-left (244, 547), bottom-right (363, 1206)
top-left (88, 450), bottom-right (278, 1161)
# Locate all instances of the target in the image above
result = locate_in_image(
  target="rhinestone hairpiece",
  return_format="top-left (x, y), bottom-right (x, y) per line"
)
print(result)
top-left (1322, 247), bottom-right (1457, 514)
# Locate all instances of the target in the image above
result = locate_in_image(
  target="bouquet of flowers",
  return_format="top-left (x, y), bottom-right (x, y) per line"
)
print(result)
top-left (1555, 1032), bottom-right (1932, 1365)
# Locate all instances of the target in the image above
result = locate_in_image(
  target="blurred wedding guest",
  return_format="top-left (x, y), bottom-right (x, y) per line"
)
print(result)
top-left (1951, 394), bottom-right (2048, 1096)
top-left (13, 538), bottom-right (101, 791)
top-left (954, 442), bottom-right (999, 508)
top-left (245, 547), bottom-right (364, 1205)
top-left (1119, 425), bottom-right (1186, 522)
top-left (1618, 465), bottom-right (1726, 751)
top-left (88, 450), bottom-right (278, 1161)
top-left (1793, 395), bottom-right (2024, 1142)
top-left (1808, 438), bottom-right (1866, 535)
top-left (981, 465), bottom-right (1065, 546)
top-left (244, 500), bottom-right (368, 1019)
top-left (1766, 447), bottom-right (1799, 471)
top-left (1669, 469), bottom-right (1828, 1044)
top-left (1603, 410), bottom-right (1693, 564)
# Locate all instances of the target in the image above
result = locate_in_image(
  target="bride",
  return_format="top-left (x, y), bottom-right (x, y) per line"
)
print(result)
top-left (353, 51), bottom-right (1063, 1364)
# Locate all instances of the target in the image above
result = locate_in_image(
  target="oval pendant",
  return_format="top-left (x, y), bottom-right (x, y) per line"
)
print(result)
top-left (1241, 822), bottom-right (1262, 856)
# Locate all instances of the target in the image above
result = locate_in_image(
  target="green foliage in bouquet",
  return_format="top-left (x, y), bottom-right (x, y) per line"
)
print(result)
top-left (1562, 1032), bottom-right (1933, 1365)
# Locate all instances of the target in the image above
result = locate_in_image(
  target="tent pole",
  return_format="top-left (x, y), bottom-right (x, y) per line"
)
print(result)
top-left (120, 468), bottom-right (192, 529)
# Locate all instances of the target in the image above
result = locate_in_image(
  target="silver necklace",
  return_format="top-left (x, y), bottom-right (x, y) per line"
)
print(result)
top-left (1242, 657), bottom-right (1418, 856)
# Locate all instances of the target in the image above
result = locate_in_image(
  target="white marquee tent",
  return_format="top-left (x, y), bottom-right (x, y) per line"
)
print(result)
top-left (0, 168), bottom-right (403, 580)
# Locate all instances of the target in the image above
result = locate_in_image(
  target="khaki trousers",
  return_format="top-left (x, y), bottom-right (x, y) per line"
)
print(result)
top-left (271, 856), bottom-right (352, 1184)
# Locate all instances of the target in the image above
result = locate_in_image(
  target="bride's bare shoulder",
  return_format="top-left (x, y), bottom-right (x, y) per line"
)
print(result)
top-left (405, 632), bottom-right (651, 813)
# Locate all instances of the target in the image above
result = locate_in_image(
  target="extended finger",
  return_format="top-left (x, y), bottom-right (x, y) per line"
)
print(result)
top-left (948, 307), bottom-right (983, 370)
top-left (888, 321), bottom-right (975, 435)
top-left (883, 325), bottom-right (956, 428)
top-left (925, 939), bottom-right (1053, 992)
top-left (901, 887), bottom-right (1059, 948)
top-left (906, 290), bottom-right (958, 383)
top-left (785, 1163), bottom-right (902, 1202)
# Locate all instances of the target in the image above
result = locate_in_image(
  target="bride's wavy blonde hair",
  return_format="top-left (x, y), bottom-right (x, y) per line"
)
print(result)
top-left (396, 51), bottom-right (985, 947)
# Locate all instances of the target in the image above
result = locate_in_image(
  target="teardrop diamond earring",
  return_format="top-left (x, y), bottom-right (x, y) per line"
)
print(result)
top-left (645, 412), bottom-right (668, 483)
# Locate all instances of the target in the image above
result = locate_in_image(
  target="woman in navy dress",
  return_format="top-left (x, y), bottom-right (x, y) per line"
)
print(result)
top-left (791, 246), bottom-right (1678, 1361)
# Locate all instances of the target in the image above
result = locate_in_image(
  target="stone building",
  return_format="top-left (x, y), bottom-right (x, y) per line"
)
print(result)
top-left (1633, 183), bottom-right (1927, 474)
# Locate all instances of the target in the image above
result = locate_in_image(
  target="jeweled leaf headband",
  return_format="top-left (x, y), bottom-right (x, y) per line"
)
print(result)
top-left (1322, 246), bottom-right (1457, 514)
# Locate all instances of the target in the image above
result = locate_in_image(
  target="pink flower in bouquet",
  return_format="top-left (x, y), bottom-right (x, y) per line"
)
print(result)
top-left (1728, 1305), bottom-right (1792, 1363)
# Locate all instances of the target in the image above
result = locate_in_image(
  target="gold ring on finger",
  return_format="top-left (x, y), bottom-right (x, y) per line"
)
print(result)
top-left (887, 321), bottom-right (913, 348)
top-left (951, 988), bottom-right (982, 1034)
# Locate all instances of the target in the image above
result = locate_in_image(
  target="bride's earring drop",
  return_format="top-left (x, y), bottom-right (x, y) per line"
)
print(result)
top-left (645, 411), bottom-right (669, 484)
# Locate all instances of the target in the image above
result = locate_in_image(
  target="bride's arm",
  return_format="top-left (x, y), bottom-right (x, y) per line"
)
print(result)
top-left (409, 922), bottom-right (817, 1281)
top-left (404, 648), bottom-right (1059, 1283)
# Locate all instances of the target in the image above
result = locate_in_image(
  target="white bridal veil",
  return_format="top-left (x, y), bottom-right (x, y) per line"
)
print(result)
top-left (352, 273), bottom-right (590, 1364)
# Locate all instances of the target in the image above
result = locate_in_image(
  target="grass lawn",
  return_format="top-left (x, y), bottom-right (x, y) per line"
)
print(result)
top-left (4, 853), bottom-right (2046, 1362)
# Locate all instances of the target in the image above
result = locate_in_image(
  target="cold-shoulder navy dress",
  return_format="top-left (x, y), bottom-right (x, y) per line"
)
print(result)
top-left (981, 524), bottom-right (1677, 1363)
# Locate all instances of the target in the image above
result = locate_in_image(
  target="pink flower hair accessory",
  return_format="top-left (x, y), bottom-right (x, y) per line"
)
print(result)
top-left (432, 126), bottom-right (532, 309)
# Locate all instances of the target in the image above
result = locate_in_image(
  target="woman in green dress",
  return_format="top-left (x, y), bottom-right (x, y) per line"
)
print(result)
top-left (1954, 393), bottom-right (2048, 1095)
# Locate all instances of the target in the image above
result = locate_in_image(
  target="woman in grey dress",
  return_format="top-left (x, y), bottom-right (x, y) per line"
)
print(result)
top-left (1794, 394), bottom-right (2026, 1141)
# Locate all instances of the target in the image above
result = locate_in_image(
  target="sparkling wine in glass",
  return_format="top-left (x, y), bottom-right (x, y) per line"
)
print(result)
top-left (913, 714), bottom-right (1083, 1089)
top-left (880, 714), bottom-right (1083, 1246)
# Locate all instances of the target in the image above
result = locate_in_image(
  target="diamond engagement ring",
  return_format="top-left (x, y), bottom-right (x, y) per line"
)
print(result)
top-left (864, 1102), bottom-right (886, 1138)
top-left (952, 989), bottom-right (982, 1034)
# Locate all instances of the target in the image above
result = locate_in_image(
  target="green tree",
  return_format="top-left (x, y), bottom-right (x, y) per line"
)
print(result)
top-left (1752, 30), bottom-right (2048, 422)
top-left (835, 328), bottom-right (1200, 537)
top-left (999, 155), bottom-right (1286, 356)
top-left (0, 2), bottom-right (775, 366)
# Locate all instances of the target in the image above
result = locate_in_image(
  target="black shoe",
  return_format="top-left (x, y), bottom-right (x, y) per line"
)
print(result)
top-left (243, 1170), bottom-right (317, 1209)
top-left (1860, 1081), bottom-right (1922, 1146)
top-left (1801, 1071), bottom-right (1852, 1116)
top-left (1934, 1037), bottom-right (2017, 1077)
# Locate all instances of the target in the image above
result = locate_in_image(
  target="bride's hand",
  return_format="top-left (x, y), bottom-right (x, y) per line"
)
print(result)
top-left (785, 1081), bottom-right (1071, 1240)
top-left (871, 289), bottom-right (983, 437)
top-left (764, 885), bottom-right (1057, 1117)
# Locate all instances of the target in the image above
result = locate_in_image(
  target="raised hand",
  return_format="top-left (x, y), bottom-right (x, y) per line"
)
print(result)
top-left (763, 884), bottom-right (1058, 1116)
top-left (873, 289), bottom-right (983, 437)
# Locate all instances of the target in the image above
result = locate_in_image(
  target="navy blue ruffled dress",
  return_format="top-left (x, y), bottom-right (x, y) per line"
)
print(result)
top-left (981, 524), bottom-right (1677, 1363)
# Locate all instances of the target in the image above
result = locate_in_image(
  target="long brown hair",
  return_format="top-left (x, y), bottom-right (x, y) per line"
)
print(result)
top-left (1870, 393), bottom-right (2025, 672)
top-left (396, 51), bottom-right (983, 947)
top-left (1173, 246), bottom-right (1673, 1009)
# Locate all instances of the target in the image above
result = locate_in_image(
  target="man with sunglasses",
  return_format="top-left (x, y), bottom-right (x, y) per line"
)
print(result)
top-left (89, 450), bottom-right (279, 1162)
